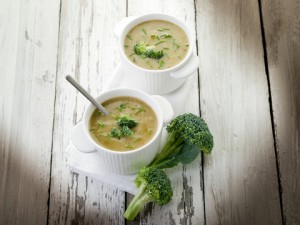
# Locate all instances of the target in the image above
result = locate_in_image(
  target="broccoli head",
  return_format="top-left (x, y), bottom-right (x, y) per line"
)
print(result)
top-left (134, 42), bottom-right (164, 59)
top-left (149, 113), bottom-right (214, 169)
top-left (166, 113), bottom-right (214, 154)
top-left (109, 115), bottom-right (137, 139)
top-left (123, 167), bottom-right (173, 220)
top-left (109, 126), bottom-right (133, 139)
top-left (110, 127), bottom-right (123, 139)
top-left (120, 126), bottom-right (133, 137)
top-left (117, 115), bottom-right (138, 128)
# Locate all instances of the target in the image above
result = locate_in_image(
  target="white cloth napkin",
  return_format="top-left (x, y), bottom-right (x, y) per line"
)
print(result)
top-left (66, 144), bottom-right (138, 194)
top-left (66, 67), bottom-right (195, 194)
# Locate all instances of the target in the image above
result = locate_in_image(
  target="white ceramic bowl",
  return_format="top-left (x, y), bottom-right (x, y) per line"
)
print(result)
top-left (71, 88), bottom-right (173, 174)
top-left (114, 13), bottom-right (199, 94)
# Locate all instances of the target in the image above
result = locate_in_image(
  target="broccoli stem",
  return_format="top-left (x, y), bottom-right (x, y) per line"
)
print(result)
top-left (150, 145), bottom-right (183, 169)
top-left (123, 183), bottom-right (151, 220)
top-left (162, 130), bottom-right (178, 150)
top-left (150, 131), bottom-right (184, 166)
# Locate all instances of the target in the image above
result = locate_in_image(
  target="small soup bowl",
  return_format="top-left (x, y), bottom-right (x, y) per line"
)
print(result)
top-left (71, 88), bottom-right (174, 174)
top-left (114, 13), bottom-right (199, 94)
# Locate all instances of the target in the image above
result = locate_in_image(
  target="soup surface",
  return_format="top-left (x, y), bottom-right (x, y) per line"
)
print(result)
top-left (124, 20), bottom-right (189, 70)
top-left (89, 96), bottom-right (158, 151)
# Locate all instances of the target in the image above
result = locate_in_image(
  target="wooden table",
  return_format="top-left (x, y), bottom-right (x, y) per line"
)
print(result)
top-left (1, 0), bottom-right (299, 224)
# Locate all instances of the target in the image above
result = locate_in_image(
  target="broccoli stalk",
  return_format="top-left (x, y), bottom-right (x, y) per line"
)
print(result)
top-left (134, 42), bottom-right (164, 59)
top-left (123, 183), bottom-right (150, 220)
top-left (149, 113), bottom-right (214, 169)
top-left (123, 167), bottom-right (173, 220)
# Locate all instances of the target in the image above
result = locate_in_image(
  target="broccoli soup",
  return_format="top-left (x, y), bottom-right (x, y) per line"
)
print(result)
top-left (124, 20), bottom-right (189, 70)
top-left (89, 97), bottom-right (158, 151)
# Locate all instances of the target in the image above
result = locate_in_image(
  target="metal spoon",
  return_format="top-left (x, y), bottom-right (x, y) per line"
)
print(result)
top-left (66, 75), bottom-right (109, 115)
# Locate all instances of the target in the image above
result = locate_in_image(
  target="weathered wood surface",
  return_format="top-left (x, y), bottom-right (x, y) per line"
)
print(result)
top-left (48, 0), bottom-right (127, 224)
top-left (262, 0), bottom-right (300, 224)
top-left (0, 0), bottom-right (60, 224)
top-left (196, 0), bottom-right (282, 224)
top-left (1, 0), bottom-right (300, 224)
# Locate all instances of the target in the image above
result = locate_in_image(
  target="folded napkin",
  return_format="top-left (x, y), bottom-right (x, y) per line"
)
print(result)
top-left (67, 68), bottom-right (195, 194)
top-left (66, 144), bottom-right (138, 194)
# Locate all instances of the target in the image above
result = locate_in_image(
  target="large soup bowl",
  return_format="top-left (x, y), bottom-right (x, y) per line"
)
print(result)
top-left (113, 13), bottom-right (199, 94)
top-left (71, 88), bottom-right (174, 174)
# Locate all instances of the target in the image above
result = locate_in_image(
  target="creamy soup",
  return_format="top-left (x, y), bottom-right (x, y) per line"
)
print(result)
top-left (124, 20), bottom-right (189, 70)
top-left (89, 97), bottom-right (158, 151)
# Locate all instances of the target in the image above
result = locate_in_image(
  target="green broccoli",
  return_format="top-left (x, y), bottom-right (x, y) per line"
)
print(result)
top-left (110, 126), bottom-right (133, 139)
top-left (117, 115), bottom-right (138, 128)
top-left (149, 113), bottom-right (214, 169)
top-left (123, 167), bottom-right (173, 220)
top-left (120, 126), bottom-right (133, 137)
top-left (109, 115), bottom-right (137, 139)
top-left (110, 127), bottom-right (123, 139)
top-left (123, 113), bottom-right (213, 220)
top-left (134, 42), bottom-right (164, 59)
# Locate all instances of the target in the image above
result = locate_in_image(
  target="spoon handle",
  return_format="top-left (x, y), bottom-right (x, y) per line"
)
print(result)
top-left (66, 75), bottom-right (109, 115)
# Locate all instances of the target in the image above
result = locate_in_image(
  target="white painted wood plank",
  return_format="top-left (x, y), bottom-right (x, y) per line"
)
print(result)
top-left (0, 0), bottom-right (60, 224)
top-left (126, 1), bottom-right (204, 224)
top-left (196, 0), bottom-right (282, 224)
top-left (262, 0), bottom-right (300, 224)
top-left (49, 0), bottom-right (127, 224)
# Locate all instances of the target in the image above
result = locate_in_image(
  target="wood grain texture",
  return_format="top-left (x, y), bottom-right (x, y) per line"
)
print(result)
top-left (48, 0), bottom-right (127, 224)
top-left (196, 0), bottom-right (282, 224)
top-left (126, 0), bottom-right (204, 224)
top-left (262, 0), bottom-right (300, 224)
top-left (0, 0), bottom-right (60, 224)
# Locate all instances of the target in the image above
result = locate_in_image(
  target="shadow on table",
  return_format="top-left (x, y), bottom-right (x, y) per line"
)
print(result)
top-left (0, 128), bottom-right (50, 224)
top-left (198, 1), bottom-right (283, 224)
top-left (0, 126), bottom-right (125, 225)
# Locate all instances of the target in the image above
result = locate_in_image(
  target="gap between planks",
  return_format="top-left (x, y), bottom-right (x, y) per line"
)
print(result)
top-left (46, 0), bottom-right (63, 224)
top-left (193, 0), bottom-right (207, 224)
top-left (257, 0), bottom-right (284, 224)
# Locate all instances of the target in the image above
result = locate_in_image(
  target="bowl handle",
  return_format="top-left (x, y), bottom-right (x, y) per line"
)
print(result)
top-left (114, 16), bottom-right (137, 39)
top-left (71, 122), bottom-right (96, 153)
top-left (152, 95), bottom-right (174, 126)
top-left (170, 53), bottom-right (199, 79)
